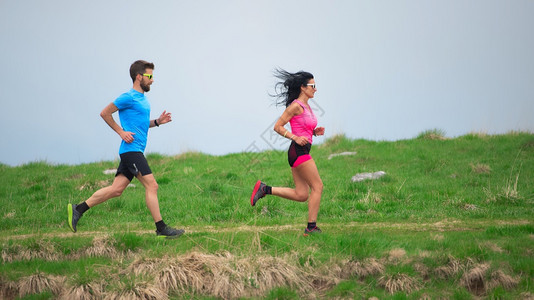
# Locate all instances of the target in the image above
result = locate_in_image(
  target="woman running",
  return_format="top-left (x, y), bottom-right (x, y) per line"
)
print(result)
top-left (250, 69), bottom-right (325, 236)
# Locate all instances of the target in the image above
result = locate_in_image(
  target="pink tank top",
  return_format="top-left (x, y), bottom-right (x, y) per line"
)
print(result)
top-left (289, 100), bottom-right (318, 144)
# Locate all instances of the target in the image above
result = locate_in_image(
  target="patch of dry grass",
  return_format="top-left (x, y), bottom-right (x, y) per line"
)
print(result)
top-left (425, 133), bottom-right (447, 140)
top-left (319, 134), bottom-right (346, 148)
top-left (487, 270), bottom-right (519, 291)
top-left (17, 273), bottom-right (64, 298)
top-left (459, 263), bottom-right (518, 295)
top-left (432, 257), bottom-right (521, 296)
top-left (333, 258), bottom-right (385, 279)
top-left (434, 256), bottom-right (463, 279)
top-left (127, 257), bottom-right (163, 276)
top-left (83, 235), bottom-right (119, 259)
top-left (386, 248), bottom-right (407, 264)
top-left (499, 165), bottom-right (522, 201)
top-left (482, 242), bottom-right (505, 253)
top-left (377, 273), bottom-right (421, 294)
top-left (0, 278), bottom-right (17, 300)
top-left (125, 252), bottom-right (383, 298)
top-left (466, 131), bottom-right (489, 138)
top-left (1, 249), bottom-right (526, 299)
top-left (106, 282), bottom-right (168, 300)
top-left (460, 262), bottom-right (490, 295)
top-left (59, 283), bottom-right (104, 300)
top-left (154, 251), bottom-right (319, 299)
top-left (431, 233), bottom-right (445, 241)
top-left (1, 240), bottom-right (61, 263)
top-left (360, 189), bottom-right (382, 204)
top-left (470, 163), bottom-right (491, 174)
top-left (413, 260), bottom-right (431, 280)
top-left (3, 210), bottom-right (15, 219)
top-left (77, 180), bottom-right (111, 191)
top-left (2, 236), bottom-right (132, 263)
top-left (251, 254), bottom-right (313, 294)
top-left (417, 129), bottom-right (447, 140)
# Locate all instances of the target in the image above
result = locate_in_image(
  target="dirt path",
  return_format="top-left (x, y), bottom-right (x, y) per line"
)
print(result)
top-left (1, 219), bottom-right (530, 241)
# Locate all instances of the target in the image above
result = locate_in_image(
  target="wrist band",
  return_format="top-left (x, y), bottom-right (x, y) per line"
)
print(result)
top-left (154, 119), bottom-right (159, 127)
top-left (283, 131), bottom-right (289, 138)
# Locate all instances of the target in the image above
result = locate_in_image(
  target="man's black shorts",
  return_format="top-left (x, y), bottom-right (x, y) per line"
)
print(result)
top-left (116, 152), bottom-right (152, 181)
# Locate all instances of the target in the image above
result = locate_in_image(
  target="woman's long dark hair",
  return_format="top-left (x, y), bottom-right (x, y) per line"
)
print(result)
top-left (271, 68), bottom-right (314, 107)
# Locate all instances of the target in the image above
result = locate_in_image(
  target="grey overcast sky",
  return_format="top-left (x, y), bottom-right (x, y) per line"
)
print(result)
top-left (1, 0), bottom-right (533, 166)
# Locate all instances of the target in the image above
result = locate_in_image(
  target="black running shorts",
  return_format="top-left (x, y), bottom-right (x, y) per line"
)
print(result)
top-left (116, 152), bottom-right (152, 181)
top-left (287, 141), bottom-right (312, 168)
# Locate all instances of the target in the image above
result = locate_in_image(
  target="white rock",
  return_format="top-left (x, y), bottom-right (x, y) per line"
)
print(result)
top-left (351, 171), bottom-right (386, 182)
top-left (103, 169), bottom-right (117, 175)
top-left (328, 151), bottom-right (357, 160)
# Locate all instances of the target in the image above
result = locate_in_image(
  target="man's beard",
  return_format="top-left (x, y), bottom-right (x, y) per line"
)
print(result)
top-left (141, 82), bottom-right (151, 92)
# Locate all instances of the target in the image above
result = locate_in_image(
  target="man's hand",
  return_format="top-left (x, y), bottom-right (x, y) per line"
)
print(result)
top-left (156, 110), bottom-right (172, 125)
top-left (119, 130), bottom-right (135, 143)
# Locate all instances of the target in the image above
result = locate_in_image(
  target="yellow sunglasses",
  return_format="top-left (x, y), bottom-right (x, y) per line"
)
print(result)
top-left (142, 73), bottom-right (153, 79)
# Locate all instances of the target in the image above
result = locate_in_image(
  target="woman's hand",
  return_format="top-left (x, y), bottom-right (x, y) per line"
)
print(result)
top-left (293, 136), bottom-right (309, 146)
top-left (314, 127), bottom-right (325, 136)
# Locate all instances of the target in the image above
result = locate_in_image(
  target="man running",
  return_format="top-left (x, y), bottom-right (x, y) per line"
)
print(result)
top-left (68, 60), bottom-right (184, 239)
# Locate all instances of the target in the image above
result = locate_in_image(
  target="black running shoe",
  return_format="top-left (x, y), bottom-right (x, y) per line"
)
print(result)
top-left (68, 203), bottom-right (82, 233)
top-left (250, 180), bottom-right (267, 206)
top-left (303, 226), bottom-right (322, 236)
top-left (156, 225), bottom-right (185, 239)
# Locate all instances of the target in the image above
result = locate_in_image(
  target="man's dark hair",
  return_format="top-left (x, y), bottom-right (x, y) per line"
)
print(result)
top-left (129, 60), bottom-right (155, 83)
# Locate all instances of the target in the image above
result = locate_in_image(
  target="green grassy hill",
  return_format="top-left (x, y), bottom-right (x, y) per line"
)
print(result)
top-left (1, 132), bottom-right (533, 299)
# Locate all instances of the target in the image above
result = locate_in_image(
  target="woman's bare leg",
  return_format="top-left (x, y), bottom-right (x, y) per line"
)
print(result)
top-left (271, 159), bottom-right (323, 222)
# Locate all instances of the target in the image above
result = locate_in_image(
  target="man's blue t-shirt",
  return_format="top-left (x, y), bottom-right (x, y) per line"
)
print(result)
top-left (113, 89), bottom-right (151, 154)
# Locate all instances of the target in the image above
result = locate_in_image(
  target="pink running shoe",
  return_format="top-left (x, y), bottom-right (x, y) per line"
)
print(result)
top-left (250, 180), bottom-right (267, 206)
